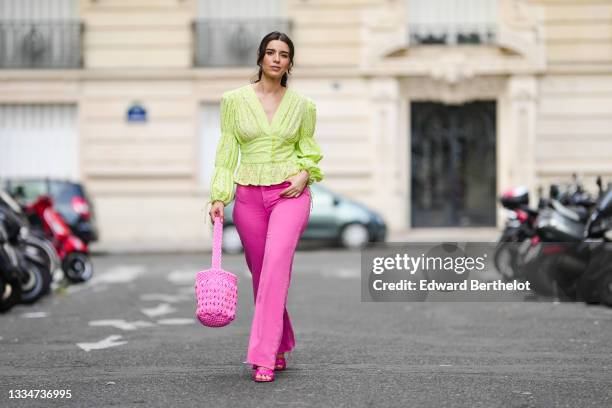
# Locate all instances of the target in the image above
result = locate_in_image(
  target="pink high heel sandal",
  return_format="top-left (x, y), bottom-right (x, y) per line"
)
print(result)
top-left (251, 355), bottom-right (286, 371)
top-left (274, 355), bottom-right (287, 371)
top-left (252, 366), bottom-right (275, 382)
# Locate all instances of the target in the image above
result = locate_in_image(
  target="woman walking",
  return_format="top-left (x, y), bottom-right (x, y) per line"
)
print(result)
top-left (207, 31), bottom-right (324, 382)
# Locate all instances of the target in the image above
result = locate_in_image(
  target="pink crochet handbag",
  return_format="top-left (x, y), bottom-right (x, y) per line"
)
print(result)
top-left (195, 216), bottom-right (238, 327)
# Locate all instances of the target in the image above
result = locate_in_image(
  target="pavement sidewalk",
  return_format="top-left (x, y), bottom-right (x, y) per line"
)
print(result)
top-left (89, 228), bottom-right (501, 255)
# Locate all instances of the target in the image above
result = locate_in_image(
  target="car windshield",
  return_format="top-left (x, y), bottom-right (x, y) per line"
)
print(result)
top-left (50, 182), bottom-right (83, 203)
top-left (6, 180), bottom-right (83, 208)
top-left (6, 180), bottom-right (47, 204)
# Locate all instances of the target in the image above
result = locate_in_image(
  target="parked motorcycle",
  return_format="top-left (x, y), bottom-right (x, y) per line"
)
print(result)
top-left (494, 186), bottom-right (538, 281)
top-left (24, 194), bottom-right (93, 283)
top-left (0, 204), bottom-right (50, 304)
top-left (519, 177), bottom-right (610, 301)
top-left (0, 189), bottom-right (61, 289)
top-left (0, 222), bottom-right (22, 313)
top-left (494, 177), bottom-right (596, 283)
top-left (576, 184), bottom-right (612, 305)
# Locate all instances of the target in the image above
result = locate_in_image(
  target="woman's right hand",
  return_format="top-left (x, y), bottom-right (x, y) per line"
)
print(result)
top-left (209, 201), bottom-right (225, 225)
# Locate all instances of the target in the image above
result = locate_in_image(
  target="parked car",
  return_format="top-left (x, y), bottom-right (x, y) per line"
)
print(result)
top-left (220, 183), bottom-right (387, 253)
top-left (2, 178), bottom-right (99, 244)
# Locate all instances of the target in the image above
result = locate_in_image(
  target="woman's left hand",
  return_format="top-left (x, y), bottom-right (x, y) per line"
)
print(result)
top-left (279, 170), bottom-right (309, 198)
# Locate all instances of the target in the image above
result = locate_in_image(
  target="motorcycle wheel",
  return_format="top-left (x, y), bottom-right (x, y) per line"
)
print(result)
top-left (523, 249), bottom-right (557, 297)
top-left (494, 243), bottom-right (518, 281)
top-left (493, 227), bottom-right (525, 281)
top-left (62, 252), bottom-right (94, 283)
top-left (599, 270), bottom-right (612, 307)
top-left (577, 271), bottom-right (602, 304)
top-left (0, 273), bottom-right (22, 313)
top-left (18, 259), bottom-right (49, 304)
top-left (22, 242), bottom-right (55, 296)
top-left (553, 252), bottom-right (589, 301)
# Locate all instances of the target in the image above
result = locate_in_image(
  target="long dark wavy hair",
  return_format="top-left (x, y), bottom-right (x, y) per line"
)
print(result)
top-left (250, 31), bottom-right (294, 87)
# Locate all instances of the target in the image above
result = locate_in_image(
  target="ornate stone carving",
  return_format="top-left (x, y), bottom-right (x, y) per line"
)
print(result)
top-left (429, 53), bottom-right (475, 85)
top-left (361, 0), bottom-right (544, 72)
top-left (402, 76), bottom-right (505, 105)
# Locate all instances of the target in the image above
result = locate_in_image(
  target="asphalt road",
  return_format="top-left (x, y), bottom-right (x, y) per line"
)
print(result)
top-left (1, 250), bottom-right (611, 408)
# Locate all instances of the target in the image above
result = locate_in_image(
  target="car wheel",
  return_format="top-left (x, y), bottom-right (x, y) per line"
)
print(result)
top-left (340, 223), bottom-right (370, 249)
top-left (222, 225), bottom-right (243, 254)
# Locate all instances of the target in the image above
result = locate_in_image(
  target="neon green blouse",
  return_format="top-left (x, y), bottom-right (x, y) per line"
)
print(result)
top-left (208, 84), bottom-right (324, 206)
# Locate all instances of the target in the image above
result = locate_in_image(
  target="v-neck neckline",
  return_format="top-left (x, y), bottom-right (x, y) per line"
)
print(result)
top-left (247, 84), bottom-right (292, 130)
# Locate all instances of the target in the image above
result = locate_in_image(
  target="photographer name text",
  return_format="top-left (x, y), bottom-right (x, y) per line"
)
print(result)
top-left (372, 279), bottom-right (531, 291)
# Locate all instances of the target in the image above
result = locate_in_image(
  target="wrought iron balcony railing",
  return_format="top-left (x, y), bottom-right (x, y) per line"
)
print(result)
top-left (408, 23), bottom-right (497, 46)
top-left (193, 18), bottom-right (292, 67)
top-left (0, 20), bottom-right (83, 69)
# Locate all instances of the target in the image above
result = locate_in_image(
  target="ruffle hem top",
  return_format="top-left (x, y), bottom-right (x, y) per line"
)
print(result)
top-left (207, 83), bottom-right (324, 207)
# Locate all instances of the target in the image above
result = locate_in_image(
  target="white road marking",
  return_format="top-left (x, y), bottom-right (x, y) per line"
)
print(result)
top-left (140, 293), bottom-right (191, 303)
top-left (89, 319), bottom-right (156, 331)
top-left (77, 335), bottom-right (127, 352)
top-left (64, 280), bottom-right (96, 295)
top-left (141, 303), bottom-right (176, 318)
top-left (320, 268), bottom-right (359, 279)
top-left (21, 312), bottom-right (48, 318)
top-left (167, 269), bottom-right (196, 285)
top-left (61, 265), bottom-right (145, 296)
top-left (92, 265), bottom-right (146, 284)
top-left (157, 318), bottom-right (195, 325)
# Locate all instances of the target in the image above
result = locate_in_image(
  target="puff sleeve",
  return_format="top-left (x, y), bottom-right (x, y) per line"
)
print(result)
top-left (208, 94), bottom-right (240, 206)
top-left (295, 98), bottom-right (324, 186)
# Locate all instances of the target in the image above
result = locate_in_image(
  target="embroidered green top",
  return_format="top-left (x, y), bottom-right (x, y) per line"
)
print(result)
top-left (208, 84), bottom-right (324, 206)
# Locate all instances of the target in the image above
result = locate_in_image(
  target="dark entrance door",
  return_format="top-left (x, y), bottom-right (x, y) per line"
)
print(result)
top-left (411, 101), bottom-right (496, 227)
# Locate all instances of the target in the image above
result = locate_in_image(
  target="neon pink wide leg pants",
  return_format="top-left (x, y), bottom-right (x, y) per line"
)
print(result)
top-left (233, 180), bottom-right (311, 370)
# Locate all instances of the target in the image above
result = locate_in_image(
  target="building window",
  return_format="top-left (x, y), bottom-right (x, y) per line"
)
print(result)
top-left (198, 102), bottom-right (243, 190)
top-left (193, 0), bottom-right (291, 67)
top-left (407, 0), bottom-right (497, 46)
top-left (0, 104), bottom-right (79, 179)
top-left (0, 0), bottom-right (82, 68)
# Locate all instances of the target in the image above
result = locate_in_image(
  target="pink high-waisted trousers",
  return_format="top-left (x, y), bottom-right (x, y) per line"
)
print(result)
top-left (233, 180), bottom-right (312, 370)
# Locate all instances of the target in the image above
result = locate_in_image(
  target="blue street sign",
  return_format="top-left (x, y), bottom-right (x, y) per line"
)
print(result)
top-left (127, 103), bottom-right (147, 122)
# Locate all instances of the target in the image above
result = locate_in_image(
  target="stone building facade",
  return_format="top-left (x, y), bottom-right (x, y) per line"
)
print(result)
top-left (0, 0), bottom-right (610, 245)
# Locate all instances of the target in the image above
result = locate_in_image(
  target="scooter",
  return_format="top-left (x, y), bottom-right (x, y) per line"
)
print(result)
top-left (0, 205), bottom-right (50, 304)
top-left (495, 186), bottom-right (538, 281)
top-left (519, 177), bottom-right (608, 301)
top-left (0, 189), bottom-right (61, 288)
top-left (495, 178), bottom-right (596, 283)
top-left (0, 222), bottom-right (22, 313)
top-left (24, 194), bottom-right (93, 283)
top-left (576, 183), bottom-right (612, 306)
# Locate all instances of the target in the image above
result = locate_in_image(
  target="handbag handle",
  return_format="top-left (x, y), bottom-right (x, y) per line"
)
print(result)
top-left (212, 215), bottom-right (223, 270)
